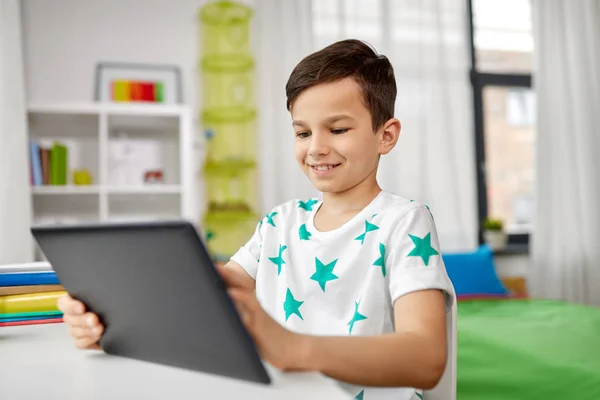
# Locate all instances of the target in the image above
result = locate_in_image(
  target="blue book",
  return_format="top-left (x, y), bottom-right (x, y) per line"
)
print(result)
top-left (29, 140), bottom-right (43, 186)
top-left (0, 271), bottom-right (60, 287)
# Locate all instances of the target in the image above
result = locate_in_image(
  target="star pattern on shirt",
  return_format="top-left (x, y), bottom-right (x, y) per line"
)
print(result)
top-left (355, 220), bottom-right (379, 245)
top-left (298, 223), bottom-right (312, 240)
top-left (347, 300), bottom-right (367, 334)
top-left (298, 199), bottom-right (318, 211)
top-left (283, 288), bottom-right (304, 321)
top-left (354, 390), bottom-right (365, 400)
top-left (265, 211), bottom-right (278, 227)
top-left (407, 233), bottom-right (439, 266)
top-left (268, 244), bottom-right (287, 275)
top-left (373, 242), bottom-right (386, 277)
top-left (310, 257), bottom-right (339, 291)
top-left (423, 205), bottom-right (435, 220)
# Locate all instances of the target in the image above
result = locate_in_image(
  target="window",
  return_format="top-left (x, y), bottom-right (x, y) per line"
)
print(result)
top-left (471, 0), bottom-right (533, 74)
top-left (468, 0), bottom-right (535, 249)
top-left (484, 87), bottom-right (535, 234)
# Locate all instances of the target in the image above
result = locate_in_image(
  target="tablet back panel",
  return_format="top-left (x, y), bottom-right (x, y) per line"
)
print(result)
top-left (31, 220), bottom-right (270, 384)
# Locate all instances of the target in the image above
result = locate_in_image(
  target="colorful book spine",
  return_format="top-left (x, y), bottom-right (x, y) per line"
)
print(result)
top-left (0, 318), bottom-right (63, 327)
top-left (0, 261), bottom-right (53, 274)
top-left (0, 315), bottom-right (63, 323)
top-left (0, 272), bottom-right (60, 287)
top-left (0, 291), bottom-right (65, 314)
top-left (29, 140), bottom-right (43, 186)
top-left (0, 310), bottom-right (63, 320)
top-left (50, 142), bottom-right (68, 185)
top-left (0, 284), bottom-right (65, 296)
top-left (28, 140), bottom-right (69, 186)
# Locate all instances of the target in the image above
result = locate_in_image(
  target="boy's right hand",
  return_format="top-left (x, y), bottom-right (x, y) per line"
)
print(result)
top-left (57, 293), bottom-right (104, 350)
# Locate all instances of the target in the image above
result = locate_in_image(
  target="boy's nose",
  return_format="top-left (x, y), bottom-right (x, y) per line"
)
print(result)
top-left (308, 132), bottom-right (331, 157)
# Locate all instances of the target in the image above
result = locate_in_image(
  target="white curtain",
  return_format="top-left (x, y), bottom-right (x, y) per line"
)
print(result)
top-left (530, 0), bottom-right (600, 305)
top-left (255, 0), bottom-right (477, 252)
top-left (254, 0), bottom-right (321, 212)
top-left (0, 0), bottom-right (33, 264)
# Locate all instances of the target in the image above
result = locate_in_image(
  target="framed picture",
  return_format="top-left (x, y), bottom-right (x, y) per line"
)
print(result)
top-left (94, 62), bottom-right (183, 104)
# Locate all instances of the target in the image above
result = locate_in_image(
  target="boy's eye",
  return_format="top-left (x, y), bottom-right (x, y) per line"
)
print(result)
top-left (296, 131), bottom-right (310, 138)
top-left (331, 128), bottom-right (348, 135)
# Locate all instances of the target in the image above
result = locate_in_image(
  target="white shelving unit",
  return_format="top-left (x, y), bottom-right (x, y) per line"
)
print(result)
top-left (27, 102), bottom-right (197, 233)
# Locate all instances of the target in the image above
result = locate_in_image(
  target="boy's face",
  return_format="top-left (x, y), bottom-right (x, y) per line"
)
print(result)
top-left (290, 77), bottom-right (399, 194)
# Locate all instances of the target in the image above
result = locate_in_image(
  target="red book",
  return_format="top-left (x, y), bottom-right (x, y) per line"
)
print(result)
top-left (0, 317), bottom-right (63, 327)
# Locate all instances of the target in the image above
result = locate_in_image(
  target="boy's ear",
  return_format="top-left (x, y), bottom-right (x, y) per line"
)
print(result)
top-left (378, 118), bottom-right (401, 155)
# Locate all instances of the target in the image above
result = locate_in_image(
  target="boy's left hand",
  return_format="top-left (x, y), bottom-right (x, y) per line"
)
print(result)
top-left (217, 265), bottom-right (310, 372)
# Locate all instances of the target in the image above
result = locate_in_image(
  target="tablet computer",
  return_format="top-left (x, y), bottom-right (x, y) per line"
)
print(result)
top-left (31, 220), bottom-right (271, 385)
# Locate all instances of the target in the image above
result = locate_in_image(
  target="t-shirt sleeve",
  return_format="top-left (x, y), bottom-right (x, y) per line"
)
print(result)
top-left (387, 206), bottom-right (455, 311)
top-left (229, 219), bottom-right (263, 280)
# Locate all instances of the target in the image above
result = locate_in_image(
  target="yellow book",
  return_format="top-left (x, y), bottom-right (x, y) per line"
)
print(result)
top-left (0, 291), bottom-right (66, 314)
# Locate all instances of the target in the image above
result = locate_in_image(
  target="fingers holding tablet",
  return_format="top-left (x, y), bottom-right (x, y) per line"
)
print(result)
top-left (58, 293), bottom-right (104, 350)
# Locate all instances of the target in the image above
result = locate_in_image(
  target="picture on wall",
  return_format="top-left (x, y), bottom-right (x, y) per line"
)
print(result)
top-left (94, 62), bottom-right (183, 104)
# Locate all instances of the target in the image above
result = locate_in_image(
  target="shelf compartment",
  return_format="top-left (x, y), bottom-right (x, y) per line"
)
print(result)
top-left (28, 111), bottom-right (99, 139)
top-left (108, 192), bottom-right (181, 222)
top-left (32, 194), bottom-right (100, 225)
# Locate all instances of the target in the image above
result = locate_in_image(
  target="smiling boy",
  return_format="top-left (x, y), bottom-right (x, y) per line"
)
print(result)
top-left (59, 39), bottom-right (455, 400)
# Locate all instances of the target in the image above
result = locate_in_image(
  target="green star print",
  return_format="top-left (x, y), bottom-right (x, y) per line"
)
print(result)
top-left (283, 288), bottom-right (304, 321)
top-left (407, 233), bottom-right (439, 266)
top-left (298, 199), bottom-right (318, 211)
top-left (265, 211), bottom-right (278, 227)
top-left (355, 220), bottom-right (379, 245)
top-left (373, 242), bottom-right (386, 277)
top-left (347, 301), bottom-right (367, 334)
top-left (298, 223), bottom-right (312, 240)
top-left (268, 244), bottom-right (287, 275)
top-left (425, 205), bottom-right (434, 219)
top-left (310, 257), bottom-right (339, 291)
top-left (354, 390), bottom-right (364, 400)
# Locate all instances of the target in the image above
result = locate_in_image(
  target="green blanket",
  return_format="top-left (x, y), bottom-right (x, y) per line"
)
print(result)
top-left (458, 299), bottom-right (600, 400)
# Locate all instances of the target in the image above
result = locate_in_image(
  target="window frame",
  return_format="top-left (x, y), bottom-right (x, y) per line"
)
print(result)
top-left (466, 0), bottom-right (533, 253)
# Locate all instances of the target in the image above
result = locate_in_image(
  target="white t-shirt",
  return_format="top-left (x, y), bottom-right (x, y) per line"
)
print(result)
top-left (231, 190), bottom-right (455, 400)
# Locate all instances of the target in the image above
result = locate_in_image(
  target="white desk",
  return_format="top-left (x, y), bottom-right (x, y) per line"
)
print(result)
top-left (0, 323), bottom-right (350, 400)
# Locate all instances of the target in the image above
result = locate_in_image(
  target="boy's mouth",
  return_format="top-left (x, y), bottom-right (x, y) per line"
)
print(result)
top-left (309, 163), bottom-right (341, 174)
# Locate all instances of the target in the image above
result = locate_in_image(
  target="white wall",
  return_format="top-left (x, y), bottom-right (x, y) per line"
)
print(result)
top-left (22, 0), bottom-right (205, 109)
top-left (0, 0), bottom-right (33, 263)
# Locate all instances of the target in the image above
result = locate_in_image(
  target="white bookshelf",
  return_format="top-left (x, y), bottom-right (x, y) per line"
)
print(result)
top-left (27, 102), bottom-right (198, 235)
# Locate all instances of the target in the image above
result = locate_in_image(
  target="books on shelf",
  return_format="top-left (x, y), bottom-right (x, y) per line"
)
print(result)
top-left (29, 139), bottom-right (68, 186)
top-left (0, 265), bottom-right (65, 327)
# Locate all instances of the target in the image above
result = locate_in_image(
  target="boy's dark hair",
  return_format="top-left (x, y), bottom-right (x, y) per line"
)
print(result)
top-left (285, 39), bottom-right (397, 131)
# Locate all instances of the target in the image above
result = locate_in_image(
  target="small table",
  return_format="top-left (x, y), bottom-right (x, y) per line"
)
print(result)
top-left (0, 323), bottom-right (350, 399)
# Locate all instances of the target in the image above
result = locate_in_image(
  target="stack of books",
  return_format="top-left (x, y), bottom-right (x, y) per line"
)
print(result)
top-left (29, 139), bottom-right (68, 186)
top-left (0, 262), bottom-right (66, 327)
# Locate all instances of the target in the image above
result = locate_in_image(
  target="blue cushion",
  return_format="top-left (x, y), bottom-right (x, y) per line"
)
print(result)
top-left (442, 245), bottom-right (508, 296)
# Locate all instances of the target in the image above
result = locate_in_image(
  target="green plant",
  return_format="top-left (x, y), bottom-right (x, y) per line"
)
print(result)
top-left (482, 218), bottom-right (504, 231)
